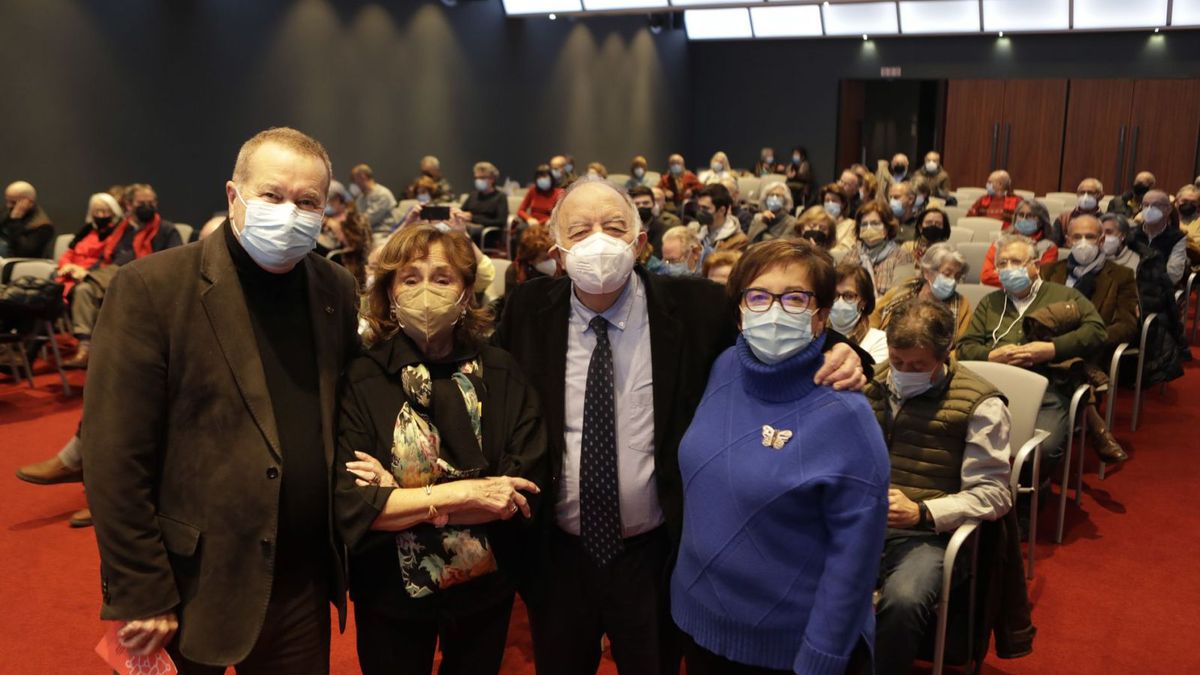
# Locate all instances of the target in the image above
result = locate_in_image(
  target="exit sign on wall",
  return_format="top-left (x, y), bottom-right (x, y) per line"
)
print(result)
top-left (881, 67), bottom-right (902, 78)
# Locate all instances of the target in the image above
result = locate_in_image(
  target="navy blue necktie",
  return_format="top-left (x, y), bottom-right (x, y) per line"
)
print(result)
top-left (580, 315), bottom-right (624, 567)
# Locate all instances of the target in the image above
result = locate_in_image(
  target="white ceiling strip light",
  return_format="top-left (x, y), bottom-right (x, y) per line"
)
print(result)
top-left (822, 1), bottom-right (900, 35)
top-left (1074, 0), bottom-right (1168, 29)
top-left (684, 7), bottom-right (754, 39)
top-left (982, 0), bottom-right (1070, 31)
top-left (898, 0), bottom-right (981, 33)
top-left (1174, 0), bottom-right (1200, 25)
top-left (583, 0), bottom-right (669, 9)
top-left (751, 5), bottom-right (824, 37)
top-left (502, 0), bottom-right (582, 14)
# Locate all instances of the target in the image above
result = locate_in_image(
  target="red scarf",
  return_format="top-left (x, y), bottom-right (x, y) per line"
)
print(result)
top-left (102, 213), bottom-right (160, 264)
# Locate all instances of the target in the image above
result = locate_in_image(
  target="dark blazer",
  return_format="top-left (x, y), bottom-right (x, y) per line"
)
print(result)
top-left (82, 224), bottom-right (359, 666)
top-left (1040, 259), bottom-right (1138, 349)
top-left (495, 268), bottom-right (737, 548)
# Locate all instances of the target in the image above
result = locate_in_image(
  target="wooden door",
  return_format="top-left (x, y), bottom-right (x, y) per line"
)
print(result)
top-left (836, 80), bottom-right (866, 175)
top-left (1128, 79), bottom-right (1200, 193)
top-left (998, 79), bottom-right (1068, 196)
top-left (1059, 79), bottom-right (1134, 194)
top-left (942, 80), bottom-right (1006, 190)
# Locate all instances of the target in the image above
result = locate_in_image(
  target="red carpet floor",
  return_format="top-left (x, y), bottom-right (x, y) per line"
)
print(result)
top-left (2, 345), bottom-right (1199, 673)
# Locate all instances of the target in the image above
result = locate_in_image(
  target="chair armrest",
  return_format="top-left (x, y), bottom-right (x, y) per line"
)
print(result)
top-left (943, 519), bottom-right (981, 581)
top-left (1011, 429), bottom-right (1051, 496)
top-left (1139, 313), bottom-right (1158, 353)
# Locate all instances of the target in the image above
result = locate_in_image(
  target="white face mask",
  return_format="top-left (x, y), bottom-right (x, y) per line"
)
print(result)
top-left (233, 188), bottom-right (323, 272)
top-left (533, 258), bottom-right (558, 276)
top-left (1078, 194), bottom-right (1098, 211)
top-left (558, 232), bottom-right (636, 295)
top-left (891, 367), bottom-right (938, 399)
top-left (1101, 235), bottom-right (1122, 256)
top-left (1142, 206), bottom-right (1164, 225)
top-left (925, 161), bottom-right (939, 174)
top-left (1070, 240), bottom-right (1100, 266)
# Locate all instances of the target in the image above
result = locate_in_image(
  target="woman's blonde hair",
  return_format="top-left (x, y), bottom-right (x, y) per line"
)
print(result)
top-left (361, 225), bottom-right (492, 348)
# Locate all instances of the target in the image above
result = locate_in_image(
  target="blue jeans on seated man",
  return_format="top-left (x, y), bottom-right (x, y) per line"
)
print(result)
top-left (875, 528), bottom-right (963, 675)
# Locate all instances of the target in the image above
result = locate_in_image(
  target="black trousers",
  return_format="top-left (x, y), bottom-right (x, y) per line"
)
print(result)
top-left (527, 526), bottom-right (679, 675)
top-left (354, 591), bottom-right (514, 675)
top-left (169, 577), bottom-right (331, 675)
top-left (683, 632), bottom-right (873, 675)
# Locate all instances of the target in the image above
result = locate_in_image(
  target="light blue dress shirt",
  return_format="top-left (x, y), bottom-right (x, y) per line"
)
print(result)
top-left (559, 273), bottom-right (663, 538)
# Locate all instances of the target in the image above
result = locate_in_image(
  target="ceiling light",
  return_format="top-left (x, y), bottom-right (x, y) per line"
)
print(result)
top-left (750, 5), bottom-right (823, 38)
top-left (683, 8), bottom-right (753, 39)
top-left (823, 2), bottom-right (898, 36)
top-left (982, 0), bottom-right (1069, 31)
top-left (899, 0), bottom-right (981, 34)
top-left (502, 0), bottom-right (581, 15)
top-left (1074, 0), bottom-right (1167, 29)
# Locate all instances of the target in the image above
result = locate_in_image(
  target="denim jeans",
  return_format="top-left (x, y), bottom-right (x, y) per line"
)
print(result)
top-left (874, 529), bottom-right (956, 675)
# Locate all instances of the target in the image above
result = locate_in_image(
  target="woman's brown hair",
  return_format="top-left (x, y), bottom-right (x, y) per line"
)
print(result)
top-left (362, 225), bottom-right (493, 348)
top-left (835, 260), bottom-right (877, 342)
top-left (794, 205), bottom-right (837, 246)
top-left (726, 239), bottom-right (837, 314)
top-left (855, 201), bottom-right (899, 241)
top-left (335, 203), bottom-right (372, 290)
top-left (514, 224), bottom-right (556, 283)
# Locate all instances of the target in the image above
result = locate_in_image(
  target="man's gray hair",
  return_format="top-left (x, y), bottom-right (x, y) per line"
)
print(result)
top-left (886, 299), bottom-right (957, 359)
top-left (662, 225), bottom-right (701, 253)
top-left (473, 161), bottom-right (499, 179)
top-left (1100, 212), bottom-right (1132, 236)
top-left (4, 180), bottom-right (36, 201)
top-left (546, 176), bottom-right (642, 243)
top-left (760, 181), bottom-right (793, 214)
top-left (996, 233), bottom-right (1038, 261)
top-left (919, 242), bottom-right (967, 277)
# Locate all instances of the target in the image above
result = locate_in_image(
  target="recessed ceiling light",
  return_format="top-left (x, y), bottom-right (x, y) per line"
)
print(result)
top-left (862, 33), bottom-right (869, 40)
top-left (998, 30), bottom-right (1004, 36)
top-left (549, 12), bottom-right (557, 19)
top-left (1154, 27), bottom-right (1161, 32)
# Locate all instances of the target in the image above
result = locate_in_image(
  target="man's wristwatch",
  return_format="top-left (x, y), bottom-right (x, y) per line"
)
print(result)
top-left (917, 502), bottom-right (933, 530)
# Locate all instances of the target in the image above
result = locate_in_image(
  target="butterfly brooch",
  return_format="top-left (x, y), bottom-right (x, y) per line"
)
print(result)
top-left (761, 425), bottom-right (794, 450)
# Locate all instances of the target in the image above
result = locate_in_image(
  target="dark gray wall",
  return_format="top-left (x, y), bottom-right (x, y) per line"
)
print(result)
top-left (0, 0), bottom-right (689, 228)
top-left (688, 31), bottom-right (1200, 189)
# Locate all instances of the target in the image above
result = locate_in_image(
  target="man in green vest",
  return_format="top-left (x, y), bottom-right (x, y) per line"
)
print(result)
top-left (865, 299), bottom-right (1013, 675)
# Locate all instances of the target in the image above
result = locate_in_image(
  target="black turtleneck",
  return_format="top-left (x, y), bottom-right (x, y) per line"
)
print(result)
top-left (223, 224), bottom-right (328, 591)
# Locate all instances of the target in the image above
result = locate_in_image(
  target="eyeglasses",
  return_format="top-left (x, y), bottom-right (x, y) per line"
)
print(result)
top-left (742, 287), bottom-right (815, 313)
top-left (996, 258), bottom-right (1031, 269)
top-left (861, 221), bottom-right (885, 229)
top-left (836, 290), bottom-right (861, 303)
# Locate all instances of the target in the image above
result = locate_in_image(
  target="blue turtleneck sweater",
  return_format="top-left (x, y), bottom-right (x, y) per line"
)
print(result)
top-left (671, 332), bottom-right (890, 674)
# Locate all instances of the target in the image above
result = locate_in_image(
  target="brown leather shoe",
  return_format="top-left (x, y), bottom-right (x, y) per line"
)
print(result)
top-left (63, 343), bottom-right (89, 369)
top-left (68, 508), bottom-right (92, 528)
top-left (1085, 405), bottom-right (1128, 463)
top-left (16, 456), bottom-right (83, 485)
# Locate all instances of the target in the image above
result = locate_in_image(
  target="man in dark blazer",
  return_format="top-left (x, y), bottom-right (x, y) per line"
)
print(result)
top-left (82, 128), bottom-right (359, 673)
top-left (495, 178), bottom-right (869, 675)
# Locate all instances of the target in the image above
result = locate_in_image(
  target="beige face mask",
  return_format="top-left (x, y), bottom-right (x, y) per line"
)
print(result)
top-left (391, 283), bottom-right (465, 347)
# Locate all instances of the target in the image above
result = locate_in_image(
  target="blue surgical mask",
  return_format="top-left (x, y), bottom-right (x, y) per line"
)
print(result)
top-left (931, 274), bottom-right (957, 300)
top-left (914, 194), bottom-right (926, 209)
top-left (670, 164), bottom-right (683, 176)
top-left (711, 162), bottom-right (724, 173)
top-left (999, 266), bottom-right (1032, 296)
top-left (741, 305), bottom-right (814, 365)
top-left (891, 368), bottom-right (937, 399)
top-left (792, 154), bottom-right (802, 164)
top-left (564, 162), bottom-right (574, 174)
top-left (550, 168), bottom-right (564, 181)
top-left (662, 261), bottom-right (694, 277)
top-left (474, 178), bottom-right (490, 192)
top-left (417, 193), bottom-right (432, 205)
top-left (890, 198), bottom-right (906, 218)
top-left (987, 184), bottom-right (997, 197)
top-left (536, 177), bottom-right (552, 191)
top-left (823, 201), bottom-right (842, 219)
top-left (633, 167), bottom-right (645, 178)
top-left (829, 298), bottom-right (861, 335)
top-left (233, 188), bottom-right (322, 272)
top-left (1014, 218), bottom-right (1039, 235)
top-left (765, 195), bottom-right (784, 213)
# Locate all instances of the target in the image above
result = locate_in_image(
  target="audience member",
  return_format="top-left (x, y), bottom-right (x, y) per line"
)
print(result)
top-left (866, 300), bottom-right (1013, 675)
top-left (691, 184), bottom-right (748, 253)
top-left (55, 193), bottom-right (123, 300)
top-left (697, 151), bottom-right (733, 185)
top-left (903, 206), bottom-right (952, 264)
top-left (752, 147), bottom-right (782, 176)
top-left (322, 198), bottom-right (372, 291)
top-left (785, 145), bottom-right (815, 208)
top-left (494, 178), bottom-right (867, 674)
top-left (517, 164), bottom-right (563, 228)
top-left (506, 223), bottom-right (558, 287)
top-left (658, 225), bottom-right (703, 277)
top-left (585, 162), bottom-right (608, 180)
top-left (405, 155), bottom-right (452, 201)
top-left (855, 201), bottom-right (916, 298)
top-left (1039, 214), bottom-right (1137, 462)
top-left (351, 163), bottom-right (399, 232)
top-left (625, 156), bottom-right (653, 191)
top-left (834, 261), bottom-right (889, 364)
top-left (839, 169), bottom-right (864, 217)
top-left (657, 153), bottom-right (702, 215)
top-left (629, 186), bottom-right (666, 256)
top-left (650, 186), bottom-right (682, 231)
top-left (958, 234), bottom-right (1107, 468)
top-left (876, 153), bottom-right (911, 198)
top-left (1, 180), bottom-right (54, 258)
top-left (1107, 171), bottom-right (1154, 218)
top-left (1134, 189), bottom-right (1186, 285)
top-left (672, 239), bottom-right (886, 674)
top-left (747, 181), bottom-right (795, 242)
top-left (979, 200), bottom-right (1059, 287)
top-left (887, 181), bottom-right (920, 239)
top-left (701, 250), bottom-right (740, 286)
top-left (796, 205), bottom-right (843, 255)
top-left (1054, 178), bottom-right (1105, 245)
top-left (718, 175), bottom-right (755, 232)
top-left (549, 155), bottom-right (575, 188)
top-left (1177, 184), bottom-right (1200, 262)
top-left (1100, 213), bottom-right (1140, 272)
top-left (874, 243), bottom-right (973, 338)
top-left (334, 224), bottom-right (547, 675)
top-left (912, 151), bottom-right (951, 201)
top-left (821, 181), bottom-right (859, 252)
top-left (460, 161), bottom-right (510, 242)
top-left (966, 170), bottom-right (1020, 226)
top-left (83, 127), bottom-right (358, 671)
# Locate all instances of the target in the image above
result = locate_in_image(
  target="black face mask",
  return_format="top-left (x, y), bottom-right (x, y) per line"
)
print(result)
top-left (135, 204), bottom-right (157, 222)
top-left (1179, 203), bottom-right (1198, 219)
top-left (1132, 183), bottom-right (1150, 197)
top-left (696, 210), bottom-right (715, 227)
top-left (802, 230), bottom-right (829, 247)
top-left (891, 164), bottom-right (907, 176)
top-left (921, 225), bottom-right (946, 242)
top-left (92, 216), bottom-right (113, 229)
top-left (636, 206), bottom-right (654, 223)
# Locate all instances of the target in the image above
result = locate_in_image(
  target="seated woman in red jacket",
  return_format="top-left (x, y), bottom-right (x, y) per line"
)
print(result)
top-left (979, 199), bottom-right (1059, 286)
top-left (517, 164), bottom-right (563, 228)
top-left (56, 192), bottom-right (124, 299)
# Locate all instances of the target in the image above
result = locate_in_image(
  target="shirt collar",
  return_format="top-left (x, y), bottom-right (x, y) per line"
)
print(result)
top-left (569, 271), bottom-right (640, 334)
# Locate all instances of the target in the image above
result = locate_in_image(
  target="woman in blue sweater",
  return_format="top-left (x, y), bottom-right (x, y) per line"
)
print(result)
top-left (671, 239), bottom-right (890, 675)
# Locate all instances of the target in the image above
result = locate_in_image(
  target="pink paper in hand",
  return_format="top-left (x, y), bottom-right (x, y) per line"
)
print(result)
top-left (95, 622), bottom-right (178, 675)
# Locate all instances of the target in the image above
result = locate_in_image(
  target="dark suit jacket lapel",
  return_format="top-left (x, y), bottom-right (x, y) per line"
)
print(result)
top-left (537, 278), bottom-right (572, 469)
top-left (199, 227), bottom-right (282, 461)
top-left (641, 269), bottom-right (683, 457)
top-left (305, 256), bottom-right (340, 467)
